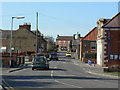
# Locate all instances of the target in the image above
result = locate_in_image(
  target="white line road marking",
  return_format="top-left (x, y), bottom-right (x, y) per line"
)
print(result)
top-left (54, 67), bottom-right (57, 69)
top-left (0, 85), bottom-right (2, 90)
top-left (2, 80), bottom-right (15, 90)
top-left (54, 80), bottom-right (82, 88)
top-left (51, 65), bottom-right (82, 88)
top-left (51, 74), bottom-right (53, 78)
top-left (61, 62), bottom-right (66, 63)
top-left (51, 66), bottom-right (58, 78)
top-left (51, 70), bottom-right (54, 78)
top-left (85, 71), bottom-right (118, 79)
top-left (51, 70), bottom-right (54, 73)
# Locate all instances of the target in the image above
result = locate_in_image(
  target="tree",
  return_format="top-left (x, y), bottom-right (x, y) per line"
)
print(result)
top-left (44, 36), bottom-right (56, 53)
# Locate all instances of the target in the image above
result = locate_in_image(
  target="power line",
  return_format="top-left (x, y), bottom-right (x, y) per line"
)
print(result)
top-left (2, 12), bottom-right (81, 29)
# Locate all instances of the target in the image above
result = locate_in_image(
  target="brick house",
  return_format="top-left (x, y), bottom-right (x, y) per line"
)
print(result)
top-left (80, 27), bottom-right (98, 63)
top-left (56, 35), bottom-right (74, 52)
top-left (0, 23), bottom-right (47, 66)
top-left (0, 23), bottom-right (47, 54)
top-left (97, 12), bottom-right (120, 71)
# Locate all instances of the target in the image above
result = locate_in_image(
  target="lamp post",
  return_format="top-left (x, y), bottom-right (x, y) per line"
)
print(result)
top-left (10, 16), bottom-right (25, 67)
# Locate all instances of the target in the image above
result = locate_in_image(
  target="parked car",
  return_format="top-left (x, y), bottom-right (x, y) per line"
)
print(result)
top-left (32, 56), bottom-right (49, 70)
top-left (49, 52), bottom-right (58, 61)
top-left (66, 52), bottom-right (72, 57)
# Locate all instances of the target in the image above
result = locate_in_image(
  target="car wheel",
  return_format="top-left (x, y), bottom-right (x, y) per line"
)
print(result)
top-left (32, 67), bottom-right (34, 70)
top-left (47, 67), bottom-right (49, 70)
top-left (45, 67), bottom-right (49, 70)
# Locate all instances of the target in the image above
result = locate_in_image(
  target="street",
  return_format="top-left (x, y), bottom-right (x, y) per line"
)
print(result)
top-left (2, 52), bottom-right (119, 89)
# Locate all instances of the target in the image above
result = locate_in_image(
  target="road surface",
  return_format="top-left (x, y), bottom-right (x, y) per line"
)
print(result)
top-left (2, 52), bottom-right (119, 89)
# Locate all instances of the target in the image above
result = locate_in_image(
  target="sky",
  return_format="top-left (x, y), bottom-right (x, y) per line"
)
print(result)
top-left (1, 1), bottom-right (119, 40)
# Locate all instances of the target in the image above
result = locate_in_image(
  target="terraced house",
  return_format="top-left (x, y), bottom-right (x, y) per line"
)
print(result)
top-left (56, 35), bottom-right (74, 52)
top-left (0, 23), bottom-right (47, 67)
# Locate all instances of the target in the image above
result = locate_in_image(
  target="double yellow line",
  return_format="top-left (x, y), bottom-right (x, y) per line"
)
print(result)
top-left (2, 79), bottom-right (14, 90)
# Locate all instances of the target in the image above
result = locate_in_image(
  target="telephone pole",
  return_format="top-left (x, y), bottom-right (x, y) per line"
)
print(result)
top-left (36, 12), bottom-right (38, 54)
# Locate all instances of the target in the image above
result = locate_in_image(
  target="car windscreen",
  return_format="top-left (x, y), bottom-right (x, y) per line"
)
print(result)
top-left (34, 57), bottom-right (46, 62)
top-left (67, 53), bottom-right (71, 54)
top-left (51, 54), bottom-right (57, 56)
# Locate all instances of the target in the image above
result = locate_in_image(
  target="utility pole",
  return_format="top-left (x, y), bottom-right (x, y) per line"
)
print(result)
top-left (36, 12), bottom-right (38, 54)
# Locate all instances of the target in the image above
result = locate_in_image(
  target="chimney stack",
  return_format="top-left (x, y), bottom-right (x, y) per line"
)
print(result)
top-left (19, 23), bottom-right (31, 30)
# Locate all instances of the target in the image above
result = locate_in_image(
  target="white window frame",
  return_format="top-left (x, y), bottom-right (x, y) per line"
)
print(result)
top-left (91, 42), bottom-right (96, 50)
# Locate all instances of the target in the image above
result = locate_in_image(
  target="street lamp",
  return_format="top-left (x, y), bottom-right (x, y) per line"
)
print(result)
top-left (10, 16), bottom-right (25, 67)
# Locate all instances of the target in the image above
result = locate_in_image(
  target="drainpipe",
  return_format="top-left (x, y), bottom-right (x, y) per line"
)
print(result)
top-left (108, 28), bottom-right (110, 67)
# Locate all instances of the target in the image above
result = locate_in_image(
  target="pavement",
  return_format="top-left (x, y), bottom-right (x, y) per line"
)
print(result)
top-left (2, 64), bottom-right (30, 75)
top-left (2, 61), bottom-right (32, 73)
top-left (71, 53), bottom-right (119, 79)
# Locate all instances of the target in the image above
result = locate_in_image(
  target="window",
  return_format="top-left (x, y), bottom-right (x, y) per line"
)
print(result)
top-left (91, 42), bottom-right (96, 50)
top-left (34, 57), bottom-right (46, 62)
top-left (0, 47), bottom-right (6, 52)
top-left (59, 41), bottom-right (61, 43)
top-left (58, 41), bottom-right (61, 44)
top-left (110, 55), bottom-right (114, 59)
top-left (110, 54), bottom-right (120, 60)
top-left (64, 41), bottom-right (66, 43)
top-left (114, 55), bottom-right (118, 60)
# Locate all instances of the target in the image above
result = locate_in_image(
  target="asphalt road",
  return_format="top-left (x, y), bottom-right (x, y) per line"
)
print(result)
top-left (2, 52), bottom-right (119, 89)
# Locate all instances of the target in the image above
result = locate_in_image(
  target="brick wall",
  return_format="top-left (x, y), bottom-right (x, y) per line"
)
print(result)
top-left (80, 40), bottom-right (92, 62)
top-left (80, 27), bottom-right (97, 62)
top-left (104, 29), bottom-right (120, 71)
top-left (56, 40), bottom-right (69, 51)
top-left (0, 53), bottom-right (17, 67)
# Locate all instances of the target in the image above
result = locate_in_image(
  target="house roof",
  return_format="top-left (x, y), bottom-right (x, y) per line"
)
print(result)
top-left (103, 12), bottom-right (120, 28)
top-left (0, 29), bottom-right (42, 39)
top-left (81, 27), bottom-right (97, 41)
top-left (31, 30), bottom-right (42, 37)
top-left (56, 36), bottom-right (73, 41)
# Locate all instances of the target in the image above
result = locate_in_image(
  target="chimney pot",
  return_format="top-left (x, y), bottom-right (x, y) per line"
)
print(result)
top-left (19, 23), bottom-right (31, 30)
